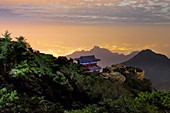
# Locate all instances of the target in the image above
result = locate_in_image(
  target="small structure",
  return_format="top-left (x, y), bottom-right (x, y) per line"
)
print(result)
top-left (75, 55), bottom-right (101, 74)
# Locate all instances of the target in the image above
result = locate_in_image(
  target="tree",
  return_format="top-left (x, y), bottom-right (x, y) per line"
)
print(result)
top-left (16, 36), bottom-right (31, 50)
top-left (0, 31), bottom-right (12, 76)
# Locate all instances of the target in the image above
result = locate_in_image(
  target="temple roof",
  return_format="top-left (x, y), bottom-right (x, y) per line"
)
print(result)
top-left (75, 55), bottom-right (100, 64)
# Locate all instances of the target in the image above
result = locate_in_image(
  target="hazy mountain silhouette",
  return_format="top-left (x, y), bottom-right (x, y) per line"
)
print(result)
top-left (122, 49), bottom-right (170, 90)
top-left (67, 46), bottom-right (139, 68)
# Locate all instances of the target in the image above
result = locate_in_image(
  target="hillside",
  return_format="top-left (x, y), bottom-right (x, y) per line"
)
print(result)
top-left (67, 46), bottom-right (139, 68)
top-left (122, 49), bottom-right (170, 90)
top-left (0, 32), bottom-right (169, 113)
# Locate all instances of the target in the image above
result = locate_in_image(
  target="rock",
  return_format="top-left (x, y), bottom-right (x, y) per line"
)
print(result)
top-left (136, 70), bottom-right (145, 80)
top-left (110, 72), bottom-right (122, 76)
top-left (114, 75), bottom-right (126, 83)
top-left (101, 73), bottom-right (110, 78)
top-left (102, 64), bottom-right (145, 82)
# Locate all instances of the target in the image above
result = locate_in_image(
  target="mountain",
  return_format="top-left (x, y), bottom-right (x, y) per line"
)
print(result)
top-left (122, 49), bottom-right (170, 90)
top-left (67, 46), bottom-right (139, 68)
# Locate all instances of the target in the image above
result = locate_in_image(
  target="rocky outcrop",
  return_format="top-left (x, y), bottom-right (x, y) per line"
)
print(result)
top-left (101, 71), bottom-right (126, 83)
top-left (101, 64), bottom-right (145, 82)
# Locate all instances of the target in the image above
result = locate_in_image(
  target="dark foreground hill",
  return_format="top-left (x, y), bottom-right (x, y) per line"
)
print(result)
top-left (67, 46), bottom-right (139, 68)
top-left (0, 32), bottom-right (169, 113)
top-left (122, 49), bottom-right (170, 90)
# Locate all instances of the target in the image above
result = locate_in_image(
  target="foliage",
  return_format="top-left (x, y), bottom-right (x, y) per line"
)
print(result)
top-left (0, 87), bottom-right (19, 112)
top-left (137, 90), bottom-right (170, 110)
top-left (65, 104), bottom-right (105, 113)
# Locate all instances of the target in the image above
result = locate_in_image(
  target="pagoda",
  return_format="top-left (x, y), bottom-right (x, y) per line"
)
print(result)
top-left (75, 55), bottom-right (101, 74)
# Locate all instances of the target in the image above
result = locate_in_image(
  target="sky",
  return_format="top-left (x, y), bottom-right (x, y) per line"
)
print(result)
top-left (0, 0), bottom-right (170, 57)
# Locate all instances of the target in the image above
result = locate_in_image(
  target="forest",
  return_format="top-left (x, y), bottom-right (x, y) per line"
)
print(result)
top-left (0, 31), bottom-right (170, 113)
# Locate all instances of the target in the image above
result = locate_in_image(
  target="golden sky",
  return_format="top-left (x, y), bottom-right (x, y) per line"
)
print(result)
top-left (0, 0), bottom-right (170, 57)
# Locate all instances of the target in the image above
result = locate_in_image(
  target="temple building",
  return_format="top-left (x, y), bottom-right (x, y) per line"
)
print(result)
top-left (75, 55), bottom-right (101, 74)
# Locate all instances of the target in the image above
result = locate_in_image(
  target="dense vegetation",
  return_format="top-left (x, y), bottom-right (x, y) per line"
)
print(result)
top-left (0, 31), bottom-right (170, 113)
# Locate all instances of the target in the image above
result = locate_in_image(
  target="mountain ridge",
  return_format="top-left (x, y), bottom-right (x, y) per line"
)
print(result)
top-left (122, 49), bottom-right (170, 90)
top-left (67, 46), bottom-right (139, 68)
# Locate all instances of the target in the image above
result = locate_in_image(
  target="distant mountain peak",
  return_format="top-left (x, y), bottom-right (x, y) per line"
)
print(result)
top-left (137, 49), bottom-right (169, 60)
top-left (122, 49), bottom-right (170, 90)
top-left (122, 49), bottom-right (170, 68)
top-left (140, 49), bottom-right (155, 54)
top-left (90, 46), bottom-right (108, 51)
top-left (92, 45), bottom-right (101, 50)
top-left (90, 46), bottom-right (113, 54)
top-left (143, 49), bottom-right (152, 51)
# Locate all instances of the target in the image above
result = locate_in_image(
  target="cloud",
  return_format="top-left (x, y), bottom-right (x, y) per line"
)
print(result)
top-left (0, 5), bottom-right (22, 20)
top-left (0, 0), bottom-right (170, 24)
